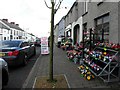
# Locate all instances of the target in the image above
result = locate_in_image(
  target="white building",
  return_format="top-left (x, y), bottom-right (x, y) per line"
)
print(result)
top-left (0, 19), bottom-right (36, 41)
top-left (0, 19), bottom-right (11, 41)
top-left (1, 19), bottom-right (24, 40)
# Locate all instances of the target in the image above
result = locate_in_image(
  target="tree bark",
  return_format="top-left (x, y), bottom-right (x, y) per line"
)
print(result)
top-left (49, 1), bottom-right (54, 81)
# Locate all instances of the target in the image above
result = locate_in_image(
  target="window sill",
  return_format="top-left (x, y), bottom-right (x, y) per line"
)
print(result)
top-left (97, 2), bottom-right (103, 6)
top-left (82, 12), bottom-right (88, 17)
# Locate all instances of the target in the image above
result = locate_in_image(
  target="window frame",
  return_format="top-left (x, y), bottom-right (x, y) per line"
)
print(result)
top-left (94, 14), bottom-right (109, 43)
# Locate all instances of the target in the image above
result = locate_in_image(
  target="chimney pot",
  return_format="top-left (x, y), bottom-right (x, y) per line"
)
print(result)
top-left (2, 19), bottom-right (8, 22)
top-left (10, 22), bottom-right (15, 24)
top-left (16, 24), bottom-right (19, 26)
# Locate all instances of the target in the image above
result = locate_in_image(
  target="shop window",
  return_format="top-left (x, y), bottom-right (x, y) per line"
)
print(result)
top-left (83, 23), bottom-right (88, 42)
top-left (95, 14), bottom-right (109, 43)
top-left (67, 30), bottom-right (71, 37)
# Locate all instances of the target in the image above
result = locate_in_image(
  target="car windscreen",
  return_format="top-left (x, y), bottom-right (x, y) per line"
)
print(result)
top-left (0, 41), bottom-right (21, 47)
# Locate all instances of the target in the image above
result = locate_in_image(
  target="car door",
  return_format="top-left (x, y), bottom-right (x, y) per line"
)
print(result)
top-left (20, 42), bottom-right (31, 58)
top-left (29, 42), bottom-right (35, 56)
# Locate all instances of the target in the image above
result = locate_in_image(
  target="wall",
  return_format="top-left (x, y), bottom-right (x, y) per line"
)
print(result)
top-left (118, 1), bottom-right (120, 43)
top-left (83, 2), bottom-right (119, 43)
top-left (58, 17), bottom-right (65, 37)
top-left (54, 24), bottom-right (59, 44)
top-left (56, 1), bottom-right (120, 44)
top-left (72, 16), bottom-right (83, 44)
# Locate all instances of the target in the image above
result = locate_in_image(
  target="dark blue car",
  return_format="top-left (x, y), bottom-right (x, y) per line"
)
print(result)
top-left (0, 40), bottom-right (36, 66)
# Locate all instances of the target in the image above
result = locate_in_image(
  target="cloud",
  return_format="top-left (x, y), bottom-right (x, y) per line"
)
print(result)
top-left (0, 0), bottom-right (75, 38)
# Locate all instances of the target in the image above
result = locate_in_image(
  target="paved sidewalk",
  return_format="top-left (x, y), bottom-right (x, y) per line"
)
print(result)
top-left (22, 45), bottom-right (120, 88)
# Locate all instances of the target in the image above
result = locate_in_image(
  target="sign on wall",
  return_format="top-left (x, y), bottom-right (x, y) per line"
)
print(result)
top-left (41, 37), bottom-right (49, 55)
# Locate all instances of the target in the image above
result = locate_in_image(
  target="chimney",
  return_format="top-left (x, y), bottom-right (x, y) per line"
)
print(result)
top-left (2, 19), bottom-right (8, 22)
top-left (16, 24), bottom-right (19, 26)
top-left (10, 22), bottom-right (15, 24)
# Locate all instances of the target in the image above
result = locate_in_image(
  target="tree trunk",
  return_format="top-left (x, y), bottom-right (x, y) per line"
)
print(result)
top-left (49, 1), bottom-right (54, 81)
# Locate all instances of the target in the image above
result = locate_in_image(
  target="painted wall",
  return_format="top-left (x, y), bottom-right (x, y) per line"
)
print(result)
top-left (82, 2), bottom-right (119, 43)
top-left (72, 16), bottom-right (83, 44)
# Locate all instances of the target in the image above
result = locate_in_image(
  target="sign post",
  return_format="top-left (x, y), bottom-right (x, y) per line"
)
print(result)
top-left (41, 37), bottom-right (49, 55)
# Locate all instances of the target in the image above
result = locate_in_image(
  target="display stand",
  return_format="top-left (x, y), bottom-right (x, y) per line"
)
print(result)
top-left (83, 46), bottom-right (120, 83)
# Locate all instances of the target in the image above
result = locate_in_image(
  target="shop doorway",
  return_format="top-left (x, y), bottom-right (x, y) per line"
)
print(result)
top-left (73, 24), bottom-right (80, 45)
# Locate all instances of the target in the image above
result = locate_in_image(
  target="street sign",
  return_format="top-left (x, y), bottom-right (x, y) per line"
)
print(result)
top-left (41, 37), bottom-right (49, 55)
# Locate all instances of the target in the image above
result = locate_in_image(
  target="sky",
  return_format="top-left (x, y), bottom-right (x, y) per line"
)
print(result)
top-left (0, 0), bottom-right (75, 38)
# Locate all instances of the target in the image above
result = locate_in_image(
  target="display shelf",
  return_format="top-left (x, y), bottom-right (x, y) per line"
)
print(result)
top-left (82, 46), bottom-right (120, 83)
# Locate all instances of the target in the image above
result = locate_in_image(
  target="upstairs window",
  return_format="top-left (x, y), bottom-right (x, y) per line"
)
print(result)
top-left (84, 0), bottom-right (88, 13)
top-left (95, 14), bottom-right (109, 43)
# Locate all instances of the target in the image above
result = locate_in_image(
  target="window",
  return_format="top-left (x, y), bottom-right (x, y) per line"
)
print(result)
top-left (83, 23), bottom-right (89, 42)
top-left (1, 41), bottom-right (21, 47)
top-left (11, 30), bottom-right (12, 34)
top-left (20, 42), bottom-right (29, 47)
top-left (0, 35), bottom-right (3, 40)
top-left (0, 29), bottom-right (3, 33)
top-left (17, 31), bottom-right (18, 35)
top-left (95, 14), bottom-right (109, 43)
top-left (66, 30), bottom-right (71, 37)
top-left (75, 2), bottom-right (78, 21)
top-left (14, 30), bottom-right (15, 35)
top-left (84, 1), bottom-right (88, 13)
top-left (4, 37), bottom-right (6, 40)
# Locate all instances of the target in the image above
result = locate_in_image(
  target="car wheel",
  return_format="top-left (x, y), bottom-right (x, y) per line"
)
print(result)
top-left (22, 54), bottom-right (28, 66)
top-left (2, 69), bottom-right (9, 86)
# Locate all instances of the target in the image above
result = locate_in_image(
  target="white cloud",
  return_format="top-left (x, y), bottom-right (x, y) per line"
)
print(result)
top-left (0, 0), bottom-right (75, 38)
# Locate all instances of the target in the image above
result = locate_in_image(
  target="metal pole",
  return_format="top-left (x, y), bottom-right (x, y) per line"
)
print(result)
top-left (89, 28), bottom-right (92, 51)
top-left (102, 28), bottom-right (104, 43)
top-left (82, 29), bottom-right (85, 59)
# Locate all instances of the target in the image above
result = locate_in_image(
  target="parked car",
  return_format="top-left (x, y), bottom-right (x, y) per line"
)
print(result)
top-left (57, 37), bottom-right (62, 48)
top-left (34, 39), bottom-right (41, 46)
top-left (0, 58), bottom-right (9, 87)
top-left (0, 40), bottom-right (36, 66)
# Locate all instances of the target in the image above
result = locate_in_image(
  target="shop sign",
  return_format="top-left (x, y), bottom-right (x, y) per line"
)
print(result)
top-left (41, 37), bottom-right (49, 54)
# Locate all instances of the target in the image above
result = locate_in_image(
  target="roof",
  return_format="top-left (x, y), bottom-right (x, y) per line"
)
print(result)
top-left (0, 22), bottom-right (10, 30)
top-left (1, 19), bottom-right (24, 31)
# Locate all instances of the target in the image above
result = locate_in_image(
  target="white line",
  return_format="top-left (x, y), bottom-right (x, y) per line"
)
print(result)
top-left (64, 74), bottom-right (71, 88)
top-left (32, 76), bottom-right (37, 89)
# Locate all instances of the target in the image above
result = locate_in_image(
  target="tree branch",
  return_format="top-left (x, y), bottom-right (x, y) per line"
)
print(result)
top-left (55, 0), bottom-right (60, 9)
top-left (54, 0), bottom-right (56, 5)
top-left (54, 0), bottom-right (63, 14)
top-left (44, 0), bottom-right (52, 9)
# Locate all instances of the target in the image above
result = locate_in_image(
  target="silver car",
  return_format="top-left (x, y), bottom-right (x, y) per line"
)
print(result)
top-left (0, 58), bottom-right (9, 88)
